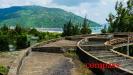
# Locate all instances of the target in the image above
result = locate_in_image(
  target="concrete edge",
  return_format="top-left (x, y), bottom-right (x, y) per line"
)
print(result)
top-left (8, 38), bottom-right (64, 75)
top-left (77, 37), bottom-right (133, 74)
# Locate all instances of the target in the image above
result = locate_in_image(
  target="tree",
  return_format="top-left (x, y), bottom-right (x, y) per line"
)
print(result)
top-left (0, 35), bottom-right (9, 51)
top-left (62, 19), bottom-right (79, 36)
top-left (101, 25), bottom-right (107, 33)
top-left (66, 19), bottom-right (74, 36)
top-left (107, 0), bottom-right (133, 32)
top-left (101, 29), bottom-right (106, 33)
top-left (15, 24), bottom-right (26, 34)
top-left (8, 29), bottom-right (18, 45)
top-left (80, 17), bottom-right (92, 34)
top-left (1, 25), bottom-right (8, 32)
top-left (0, 25), bottom-right (9, 35)
top-left (16, 35), bottom-right (28, 49)
top-left (62, 21), bottom-right (73, 36)
top-left (62, 24), bottom-right (67, 36)
top-left (28, 28), bottom-right (39, 36)
top-left (72, 24), bottom-right (80, 35)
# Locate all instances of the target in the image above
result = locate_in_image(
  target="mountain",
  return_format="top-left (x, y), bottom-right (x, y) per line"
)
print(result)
top-left (0, 6), bottom-right (101, 28)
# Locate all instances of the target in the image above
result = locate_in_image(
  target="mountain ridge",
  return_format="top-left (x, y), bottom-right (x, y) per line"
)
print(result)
top-left (0, 6), bottom-right (101, 28)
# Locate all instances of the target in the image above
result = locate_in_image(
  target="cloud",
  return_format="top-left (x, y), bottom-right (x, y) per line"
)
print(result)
top-left (52, 0), bottom-right (100, 6)
top-left (0, 0), bottom-right (52, 8)
top-left (50, 0), bottom-right (116, 24)
top-left (51, 0), bottom-right (128, 24)
top-left (0, 0), bottom-right (129, 24)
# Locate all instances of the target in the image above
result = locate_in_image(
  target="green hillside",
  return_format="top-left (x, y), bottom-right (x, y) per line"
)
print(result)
top-left (0, 6), bottom-right (101, 28)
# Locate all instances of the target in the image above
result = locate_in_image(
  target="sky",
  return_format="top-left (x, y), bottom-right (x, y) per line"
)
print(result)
top-left (0, 0), bottom-right (128, 24)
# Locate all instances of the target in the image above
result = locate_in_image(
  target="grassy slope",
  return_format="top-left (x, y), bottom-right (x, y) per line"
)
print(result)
top-left (0, 6), bottom-right (101, 28)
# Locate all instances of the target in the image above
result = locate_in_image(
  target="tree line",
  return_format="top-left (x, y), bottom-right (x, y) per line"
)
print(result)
top-left (0, 24), bottom-right (61, 51)
top-left (62, 17), bottom-right (92, 36)
top-left (102, 0), bottom-right (133, 33)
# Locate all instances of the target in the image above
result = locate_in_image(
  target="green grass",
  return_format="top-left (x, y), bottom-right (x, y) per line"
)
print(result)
top-left (63, 49), bottom-right (77, 58)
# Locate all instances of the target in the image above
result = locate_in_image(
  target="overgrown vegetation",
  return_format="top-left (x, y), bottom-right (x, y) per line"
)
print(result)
top-left (62, 17), bottom-right (92, 36)
top-left (64, 50), bottom-right (93, 75)
top-left (0, 25), bottom-right (61, 51)
top-left (0, 65), bottom-right (8, 75)
top-left (64, 49), bottom-right (77, 58)
top-left (0, 36), bottom-right (9, 51)
top-left (106, 0), bottom-right (133, 32)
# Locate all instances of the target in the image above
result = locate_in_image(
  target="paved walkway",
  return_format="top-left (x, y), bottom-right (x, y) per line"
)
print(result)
top-left (19, 39), bottom-right (77, 75)
top-left (19, 52), bottom-right (73, 75)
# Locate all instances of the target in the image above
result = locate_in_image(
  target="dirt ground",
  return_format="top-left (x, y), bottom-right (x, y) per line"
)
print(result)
top-left (0, 51), bottom-right (23, 67)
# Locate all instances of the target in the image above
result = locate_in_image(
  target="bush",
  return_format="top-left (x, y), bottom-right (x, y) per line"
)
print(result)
top-left (101, 29), bottom-right (107, 33)
top-left (0, 35), bottom-right (9, 51)
top-left (28, 28), bottom-right (39, 36)
top-left (64, 49), bottom-right (77, 58)
top-left (16, 35), bottom-right (28, 49)
top-left (0, 65), bottom-right (8, 75)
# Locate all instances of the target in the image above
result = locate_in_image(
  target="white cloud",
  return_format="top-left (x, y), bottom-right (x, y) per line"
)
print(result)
top-left (0, 0), bottom-right (129, 24)
top-left (0, 0), bottom-right (52, 8)
top-left (50, 1), bottom-right (116, 24)
top-left (52, 0), bottom-right (128, 24)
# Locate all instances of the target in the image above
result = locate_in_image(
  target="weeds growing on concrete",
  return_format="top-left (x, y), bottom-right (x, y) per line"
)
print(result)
top-left (64, 49), bottom-right (93, 75)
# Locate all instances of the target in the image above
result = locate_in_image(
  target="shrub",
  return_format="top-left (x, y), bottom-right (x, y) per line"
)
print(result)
top-left (0, 35), bottom-right (9, 51)
top-left (0, 65), bottom-right (8, 75)
top-left (16, 35), bottom-right (28, 49)
top-left (101, 29), bottom-right (107, 33)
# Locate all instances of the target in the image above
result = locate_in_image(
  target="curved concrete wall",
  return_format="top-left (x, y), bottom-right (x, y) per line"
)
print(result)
top-left (77, 38), bottom-right (133, 75)
top-left (105, 39), bottom-right (133, 59)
